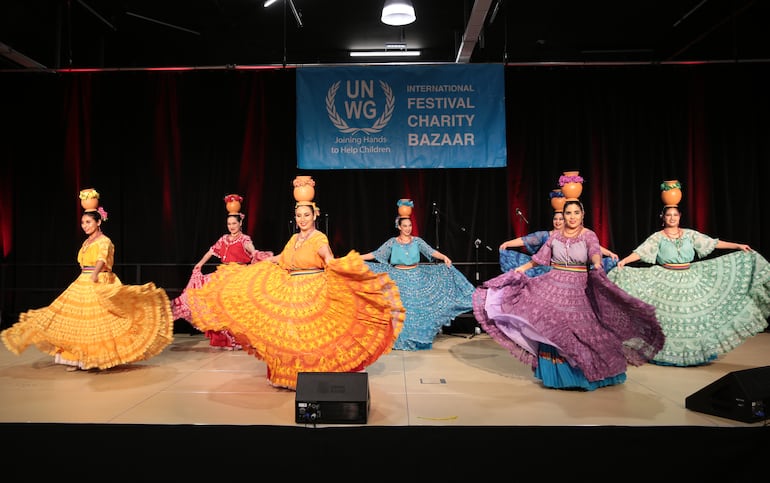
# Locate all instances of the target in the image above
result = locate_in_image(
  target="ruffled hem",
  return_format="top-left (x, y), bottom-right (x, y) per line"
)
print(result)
top-left (188, 250), bottom-right (404, 389)
top-left (472, 272), bottom-right (537, 368)
top-left (472, 268), bottom-right (663, 382)
top-left (171, 267), bottom-right (209, 322)
top-left (366, 262), bottom-right (474, 350)
top-left (608, 250), bottom-right (770, 366)
top-left (1, 275), bottom-right (174, 370)
top-left (535, 344), bottom-right (627, 390)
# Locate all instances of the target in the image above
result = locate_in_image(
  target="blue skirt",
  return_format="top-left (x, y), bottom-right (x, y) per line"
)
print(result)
top-left (535, 344), bottom-right (627, 391)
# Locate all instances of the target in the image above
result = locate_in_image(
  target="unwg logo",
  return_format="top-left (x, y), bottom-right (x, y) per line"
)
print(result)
top-left (325, 80), bottom-right (394, 135)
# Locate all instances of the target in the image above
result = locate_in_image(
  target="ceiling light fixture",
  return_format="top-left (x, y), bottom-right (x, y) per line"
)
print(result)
top-left (381, 0), bottom-right (416, 26)
top-left (350, 41), bottom-right (420, 58)
top-left (350, 50), bottom-right (421, 58)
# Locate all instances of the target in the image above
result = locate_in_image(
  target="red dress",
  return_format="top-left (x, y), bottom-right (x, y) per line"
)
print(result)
top-left (172, 233), bottom-right (272, 349)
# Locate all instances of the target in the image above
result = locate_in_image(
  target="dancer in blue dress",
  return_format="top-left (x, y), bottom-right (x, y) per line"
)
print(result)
top-left (361, 199), bottom-right (475, 350)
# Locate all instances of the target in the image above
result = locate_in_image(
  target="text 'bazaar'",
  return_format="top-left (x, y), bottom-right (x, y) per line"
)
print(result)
top-left (408, 133), bottom-right (475, 146)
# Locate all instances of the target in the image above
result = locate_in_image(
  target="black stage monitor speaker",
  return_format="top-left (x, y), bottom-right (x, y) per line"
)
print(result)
top-left (685, 366), bottom-right (770, 423)
top-left (295, 372), bottom-right (370, 424)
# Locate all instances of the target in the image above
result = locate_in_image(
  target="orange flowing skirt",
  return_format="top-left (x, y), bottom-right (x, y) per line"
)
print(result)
top-left (188, 250), bottom-right (405, 389)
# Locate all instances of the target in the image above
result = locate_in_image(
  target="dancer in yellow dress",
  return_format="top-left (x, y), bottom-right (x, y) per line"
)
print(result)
top-left (188, 176), bottom-right (405, 389)
top-left (1, 188), bottom-right (174, 371)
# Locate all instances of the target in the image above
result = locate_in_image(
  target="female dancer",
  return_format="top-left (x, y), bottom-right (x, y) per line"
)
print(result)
top-left (361, 199), bottom-right (474, 350)
top-left (609, 203), bottom-right (770, 366)
top-left (500, 210), bottom-right (618, 276)
top-left (187, 177), bottom-right (405, 389)
top-left (172, 200), bottom-right (272, 349)
top-left (1, 188), bottom-right (174, 371)
top-left (474, 200), bottom-right (664, 390)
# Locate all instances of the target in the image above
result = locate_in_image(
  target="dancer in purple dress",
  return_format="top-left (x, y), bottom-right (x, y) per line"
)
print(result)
top-left (499, 210), bottom-right (618, 276)
top-left (474, 200), bottom-right (664, 390)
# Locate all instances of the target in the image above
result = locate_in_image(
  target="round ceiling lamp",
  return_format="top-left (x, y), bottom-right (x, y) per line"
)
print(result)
top-left (381, 0), bottom-right (416, 26)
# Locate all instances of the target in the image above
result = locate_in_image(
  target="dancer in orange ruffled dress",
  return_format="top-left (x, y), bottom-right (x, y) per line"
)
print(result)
top-left (187, 177), bottom-right (404, 389)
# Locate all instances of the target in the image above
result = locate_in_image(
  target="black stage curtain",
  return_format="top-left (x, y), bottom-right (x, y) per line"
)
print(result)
top-left (1, 63), bottom-right (768, 319)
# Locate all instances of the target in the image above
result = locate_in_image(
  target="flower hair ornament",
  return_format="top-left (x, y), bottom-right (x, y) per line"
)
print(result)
top-left (97, 206), bottom-right (109, 221)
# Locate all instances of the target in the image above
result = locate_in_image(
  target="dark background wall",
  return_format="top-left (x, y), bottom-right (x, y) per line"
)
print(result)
top-left (1, 63), bottom-right (768, 324)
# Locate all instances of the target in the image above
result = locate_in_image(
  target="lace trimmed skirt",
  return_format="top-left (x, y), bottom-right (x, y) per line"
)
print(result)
top-left (607, 250), bottom-right (770, 366)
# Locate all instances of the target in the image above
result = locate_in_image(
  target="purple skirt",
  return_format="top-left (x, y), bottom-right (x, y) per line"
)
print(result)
top-left (472, 267), bottom-right (663, 383)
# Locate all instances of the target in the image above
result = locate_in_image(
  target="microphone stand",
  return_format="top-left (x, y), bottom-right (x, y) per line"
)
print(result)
top-left (432, 202), bottom-right (440, 250)
top-left (431, 205), bottom-right (490, 339)
top-left (515, 208), bottom-right (529, 225)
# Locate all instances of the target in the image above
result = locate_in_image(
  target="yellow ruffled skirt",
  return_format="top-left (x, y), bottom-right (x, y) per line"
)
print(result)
top-left (1, 271), bottom-right (174, 370)
top-left (188, 250), bottom-right (405, 389)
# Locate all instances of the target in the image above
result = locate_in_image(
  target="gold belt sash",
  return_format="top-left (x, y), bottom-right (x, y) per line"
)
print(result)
top-left (550, 263), bottom-right (587, 272)
top-left (289, 269), bottom-right (324, 276)
top-left (81, 266), bottom-right (110, 273)
top-left (662, 263), bottom-right (690, 270)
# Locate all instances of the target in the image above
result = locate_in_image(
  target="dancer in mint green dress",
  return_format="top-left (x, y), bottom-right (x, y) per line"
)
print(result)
top-left (609, 205), bottom-right (770, 366)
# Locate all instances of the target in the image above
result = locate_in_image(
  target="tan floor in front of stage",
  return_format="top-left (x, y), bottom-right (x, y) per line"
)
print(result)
top-left (1, 330), bottom-right (769, 427)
